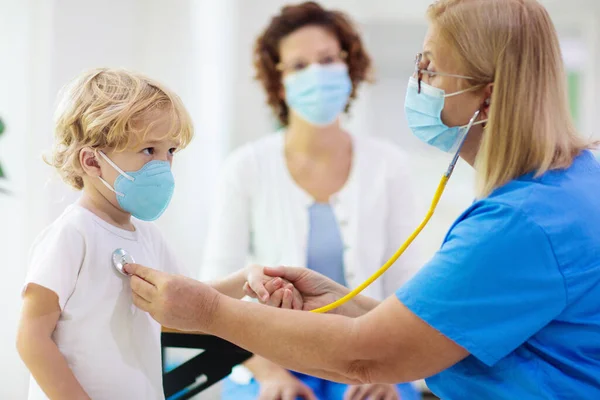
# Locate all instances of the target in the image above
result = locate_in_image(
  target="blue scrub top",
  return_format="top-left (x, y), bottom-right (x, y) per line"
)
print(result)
top-left (396, 151), bottom-right (600, 399)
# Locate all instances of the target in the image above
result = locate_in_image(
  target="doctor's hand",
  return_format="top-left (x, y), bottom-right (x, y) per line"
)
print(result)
top-left (124, 263), bottom-right (218, 332)
top-left (244, 266), bottom-right (349, 314)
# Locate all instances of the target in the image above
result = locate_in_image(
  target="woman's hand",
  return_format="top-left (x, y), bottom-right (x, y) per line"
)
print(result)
top-left (344, 384), bottom-right (401, 400)
top-left (249, 358), bottom-right (318, 400)
top-left (258, 371), bottom-right (317, 400)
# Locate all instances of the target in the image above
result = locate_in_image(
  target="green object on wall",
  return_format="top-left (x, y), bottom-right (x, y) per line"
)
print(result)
top-left (567, 71), bottom-right (580, 128)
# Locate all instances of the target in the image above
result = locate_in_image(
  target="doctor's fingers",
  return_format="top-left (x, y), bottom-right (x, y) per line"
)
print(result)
top-left (245, 278), bottom-right (285, 302)
top-left (287, 284), bottom-right (304, 310)
top-left (130, 275), bottom-right (158, 303)
top-left (266, 288), bottom-right (284, 308)
top-left (281, 288), bottom-right (293, 309)
top-left (264, 278), bottom-right (285, 294)
top-left (132, 292), bottom-right (152, 312)
top-left (277, 285), bottom-right (303, 310)
top-left (123, 263), bottom-right (162, 284)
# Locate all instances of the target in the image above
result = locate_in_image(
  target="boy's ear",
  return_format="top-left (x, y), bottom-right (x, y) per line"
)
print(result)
top-left (79, 147), bottom-right (102, 178)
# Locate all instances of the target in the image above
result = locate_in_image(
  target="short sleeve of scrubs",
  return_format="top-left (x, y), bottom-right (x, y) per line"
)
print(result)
top-left (396, 202), bottom-right (567, 366)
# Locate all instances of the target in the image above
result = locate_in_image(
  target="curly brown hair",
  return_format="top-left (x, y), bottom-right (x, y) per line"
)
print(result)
top-left (254, 1), bottom-right (372, 126)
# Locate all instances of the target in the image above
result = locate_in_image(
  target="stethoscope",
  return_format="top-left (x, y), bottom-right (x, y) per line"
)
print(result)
top-left (109, 111), bottom-right (480, 310)
top-left (112, 248), bottom-right (135, 276)
top-left (311, 110), bottom-right (481, 313)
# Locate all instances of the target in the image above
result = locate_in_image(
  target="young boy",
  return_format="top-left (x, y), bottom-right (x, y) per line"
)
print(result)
top-left (16, 68), bottom-right (193, 400)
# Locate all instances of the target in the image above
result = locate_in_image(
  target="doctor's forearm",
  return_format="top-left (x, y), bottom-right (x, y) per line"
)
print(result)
top-left (206, 295), bottom-right (369, 384)
top-left (352, 295), bottom-right (381, 315)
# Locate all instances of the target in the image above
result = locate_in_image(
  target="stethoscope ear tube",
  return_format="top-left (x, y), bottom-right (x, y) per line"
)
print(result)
top-left (312, 110), bottom-right (481, 314)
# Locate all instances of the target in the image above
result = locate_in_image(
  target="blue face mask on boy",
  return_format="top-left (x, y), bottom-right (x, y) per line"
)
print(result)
top-left (284, 63), bottom-right (352, 126)
top-left (404, 76), bottom-right (488, 153)
top-left (98, 151), bottom-right (174, 221)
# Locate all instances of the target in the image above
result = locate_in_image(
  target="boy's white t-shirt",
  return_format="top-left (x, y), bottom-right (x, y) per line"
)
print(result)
top-left (23, 204), bottom-right (187, 400)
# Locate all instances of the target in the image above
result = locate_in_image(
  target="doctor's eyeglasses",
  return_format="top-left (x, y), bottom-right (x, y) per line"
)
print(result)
top-left (413, 52), bottom-right (475, 93)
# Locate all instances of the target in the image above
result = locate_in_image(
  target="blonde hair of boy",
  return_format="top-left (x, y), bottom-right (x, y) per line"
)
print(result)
top-left (47, 67), bottom-right (194, 190)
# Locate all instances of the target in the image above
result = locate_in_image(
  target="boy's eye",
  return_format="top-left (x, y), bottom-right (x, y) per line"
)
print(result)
top-left (169, 148), bottom-right (177, 155)
top-left (142, 148), bottom-right (155, 155)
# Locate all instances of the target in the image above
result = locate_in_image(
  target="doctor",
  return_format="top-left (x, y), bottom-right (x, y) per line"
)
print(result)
top-left (126, 0), bottom-right (600, 398)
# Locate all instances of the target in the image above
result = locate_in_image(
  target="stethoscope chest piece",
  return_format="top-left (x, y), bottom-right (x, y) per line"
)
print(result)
top-left (112, 248), bottom-right (135, 276)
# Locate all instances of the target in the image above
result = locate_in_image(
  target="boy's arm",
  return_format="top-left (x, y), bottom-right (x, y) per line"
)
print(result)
top-left (17, 283), bottom-right (90, 400)
top-left (208, 267), bottom-right (252, 300)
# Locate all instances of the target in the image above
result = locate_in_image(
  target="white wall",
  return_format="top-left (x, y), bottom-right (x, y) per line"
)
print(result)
top-left (0, 0), bottom-right (36, 397)
top-left (139, 0), bottom-right (238, 279)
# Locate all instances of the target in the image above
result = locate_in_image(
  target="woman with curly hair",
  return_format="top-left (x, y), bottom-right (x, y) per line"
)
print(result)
top-left (200, 2), bottom-right (422, 399)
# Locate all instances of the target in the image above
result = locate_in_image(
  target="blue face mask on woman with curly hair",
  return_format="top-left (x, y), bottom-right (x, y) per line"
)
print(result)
top-left (283, 63), bottom-right (352, 126)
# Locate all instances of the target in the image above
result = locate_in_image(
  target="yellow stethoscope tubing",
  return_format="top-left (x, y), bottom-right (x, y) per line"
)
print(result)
top-left (311, 110), bottom-right (481, 314)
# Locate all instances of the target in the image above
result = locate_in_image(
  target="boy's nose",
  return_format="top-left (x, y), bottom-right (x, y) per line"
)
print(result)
top-left (154, 152), bottom-right (170, 162)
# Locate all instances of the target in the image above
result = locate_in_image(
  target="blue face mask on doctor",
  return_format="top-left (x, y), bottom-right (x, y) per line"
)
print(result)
top-left (404, 74), bottom-right (488, 153)
top-left (98, 151), bottom-right (175, 221)
top-left (284, 63), bottom-right (352, 126)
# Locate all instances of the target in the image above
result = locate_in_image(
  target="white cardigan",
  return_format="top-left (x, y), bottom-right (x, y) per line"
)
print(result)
top-left (200, 132), bottom-right (423, 301)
